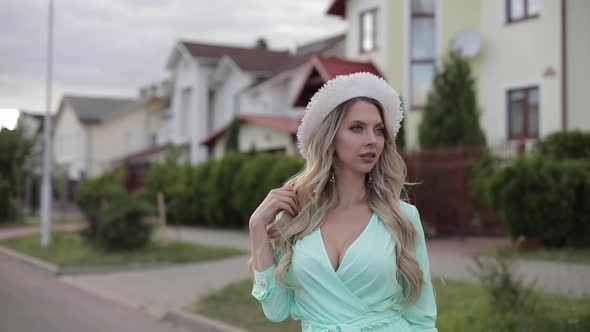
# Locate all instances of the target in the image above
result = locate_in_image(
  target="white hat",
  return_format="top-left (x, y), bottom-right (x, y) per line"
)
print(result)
top-left (296, 72), bottom-right (404, 158)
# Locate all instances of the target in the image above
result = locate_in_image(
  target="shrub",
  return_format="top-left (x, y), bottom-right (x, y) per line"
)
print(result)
top-left (75, 170), bottom-right (127, 239)
top-left (171, 160), bottom-right (216, 226)
top-left (232, 153), bottom-right (282, 226)
top-left (143, 158), bottom-right (187, 225)
top-left (469, 250), bottom-right (538, 316)
top-left (533, 130), bottom-right (590, 160)
top-left (485, 156), bottom-right (590, 247)
top-left (95, 191), bottom-right (153, 251)
top-left (203, 152), bottom-right (250, 228)
top-left (468, 247), bottom-right (539, 331)
top-left (263, 155), bottom-right (304, 191)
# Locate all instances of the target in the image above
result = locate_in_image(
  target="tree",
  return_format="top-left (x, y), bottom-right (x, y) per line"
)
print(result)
top-left (0, 127), bottom-right (33, 222)
top-left (224, 117), bottom-right (240, 153)
top-left (418, 50), bottom-right (486, 148)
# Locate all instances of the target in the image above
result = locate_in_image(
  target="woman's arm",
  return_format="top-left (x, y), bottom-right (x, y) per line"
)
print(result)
top-left (402, 205), bottom-right (438, 332)
top-left (250, 212), bottom-right (295, 322)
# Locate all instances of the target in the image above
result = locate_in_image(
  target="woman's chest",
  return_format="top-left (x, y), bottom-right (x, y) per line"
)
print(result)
top-left (290, 218), bottom-right (400, 291)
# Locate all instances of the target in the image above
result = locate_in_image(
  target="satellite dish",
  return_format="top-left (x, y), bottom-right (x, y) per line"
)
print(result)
top-left (452, 28), bottom-right (481, 58)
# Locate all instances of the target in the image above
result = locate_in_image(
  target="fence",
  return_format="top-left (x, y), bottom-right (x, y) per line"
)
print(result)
top-left (403, 144), bottom-right (508, 237)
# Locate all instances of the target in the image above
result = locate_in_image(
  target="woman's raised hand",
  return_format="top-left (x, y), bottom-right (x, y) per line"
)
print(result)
top-left (249, 183), bottom-right (299, 230)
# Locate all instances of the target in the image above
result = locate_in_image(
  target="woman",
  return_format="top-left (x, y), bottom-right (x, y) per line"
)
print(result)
top-left (248, 72), bottom-right (437, 331)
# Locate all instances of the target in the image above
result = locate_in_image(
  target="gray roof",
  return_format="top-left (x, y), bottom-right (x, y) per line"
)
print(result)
top-left (63, 95), bottom-right (138, 124)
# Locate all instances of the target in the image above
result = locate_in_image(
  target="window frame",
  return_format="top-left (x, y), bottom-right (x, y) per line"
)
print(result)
top-left (359, 7), bottom-right (378, 54)
top-left (506, 0), bottom-right (540, 24)
top-left (409, 1), bottom-right (436, 110)
top-left (507, 86), bottom-right (540, 140)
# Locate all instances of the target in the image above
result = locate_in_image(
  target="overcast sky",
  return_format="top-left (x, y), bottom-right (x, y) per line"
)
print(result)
top-left (0, 0), bottom-right (346, 114)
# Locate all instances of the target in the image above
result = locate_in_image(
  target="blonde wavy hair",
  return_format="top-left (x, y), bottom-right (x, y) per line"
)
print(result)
top-left (249, 97), bottom-right (424, 306)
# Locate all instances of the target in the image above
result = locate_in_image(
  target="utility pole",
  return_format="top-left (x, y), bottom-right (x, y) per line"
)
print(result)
top-left (41, 0), bottom-right (54, 247)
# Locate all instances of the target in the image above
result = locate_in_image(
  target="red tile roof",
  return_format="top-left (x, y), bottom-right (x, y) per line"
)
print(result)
top-left (292, 56), bottom-right (384, 107)
top-left (313, 56), bottom-right (382, 81)
top-left (200, 114), bottom-right (303, 146)
top-left (327, 0), bottom-right (346, 17)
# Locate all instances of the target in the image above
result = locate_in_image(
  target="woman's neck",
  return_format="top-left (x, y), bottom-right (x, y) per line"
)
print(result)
top-left (333, 167), bottom-right (368, 208)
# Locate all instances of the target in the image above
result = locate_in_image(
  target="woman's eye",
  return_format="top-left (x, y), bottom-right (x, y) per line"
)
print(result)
top-left (376, 127), bottom-right (385, 134)
top-left (351, 126), bottom-right (362, 132)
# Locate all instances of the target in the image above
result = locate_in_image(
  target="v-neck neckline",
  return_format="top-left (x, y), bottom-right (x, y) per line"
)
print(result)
top-left (318, 211), bottom-right (376, 274)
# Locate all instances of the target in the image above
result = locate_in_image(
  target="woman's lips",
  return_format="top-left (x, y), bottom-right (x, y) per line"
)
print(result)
top-left (360, 153), bottom-right (376, 162)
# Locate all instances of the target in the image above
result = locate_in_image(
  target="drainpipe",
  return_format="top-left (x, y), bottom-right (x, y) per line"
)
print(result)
top-left (561, 0), bottom-right (568, 131)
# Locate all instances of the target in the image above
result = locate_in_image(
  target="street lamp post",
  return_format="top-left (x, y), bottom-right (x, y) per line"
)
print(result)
top-left (41, 0), bottom-right (54, 247)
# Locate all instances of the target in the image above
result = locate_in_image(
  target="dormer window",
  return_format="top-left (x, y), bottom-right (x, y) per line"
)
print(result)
top-left (359, 8), bottom-right (378, 53)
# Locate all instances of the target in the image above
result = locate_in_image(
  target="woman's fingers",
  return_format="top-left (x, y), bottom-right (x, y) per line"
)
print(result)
top-left (273, 195), bottom-right (298, 215)
top-left (276, 201), bottom-right (296, 217)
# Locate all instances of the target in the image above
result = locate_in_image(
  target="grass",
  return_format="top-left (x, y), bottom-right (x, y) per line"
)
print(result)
top-left (189, 276), bottom-right (590, 332)
top-left (0, 214), bottom-right (85, 228)
top-left (0, 231), bottom-right (245, 267)
top-left (481, 247), bottom-right (590, 265)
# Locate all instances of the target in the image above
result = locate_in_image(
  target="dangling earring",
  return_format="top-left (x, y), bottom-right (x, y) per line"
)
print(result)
top-left (329, 170), bottom-right (335, 184)
top-left (367, 173), bottom-right (373, 185)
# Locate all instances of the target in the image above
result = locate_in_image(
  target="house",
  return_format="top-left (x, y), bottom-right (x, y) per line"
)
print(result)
top-left (327, 0), bottom-right (590, 152)
top-left (197, 34), bottom-right (374, 158)
top-left (164, 39), bottom-right (297, 163)
top-left (52, 95), bottom-right (138, 190)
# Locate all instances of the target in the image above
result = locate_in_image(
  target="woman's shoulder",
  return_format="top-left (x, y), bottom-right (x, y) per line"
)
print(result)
top-left (399, 200), bottom-right (418, 217)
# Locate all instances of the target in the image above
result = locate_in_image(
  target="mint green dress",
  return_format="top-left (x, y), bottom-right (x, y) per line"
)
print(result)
top-left (251, 201), bottom-right (438, 332)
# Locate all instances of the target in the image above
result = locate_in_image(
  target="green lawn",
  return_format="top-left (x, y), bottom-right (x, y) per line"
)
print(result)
top-left (0, 214), bottom-right (85, 228)
top-left (190, 276), bottom-right (590, 332)
top-left (0, 231), bottom-right (245, 267)
top-left (481, 247), bottom-right (590, 265)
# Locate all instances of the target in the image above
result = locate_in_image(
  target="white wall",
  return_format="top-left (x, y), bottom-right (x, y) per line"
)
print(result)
top-left (89, 107), bottom-right (147, 176)
top-left (53, 104), bottom-right (88, 180)
top-left (479, 0), bottom-right (562, 144)
top-left (241, 64), bottom-right (309, 116)
top-left (566, 0), bottom-right (590, 131)
top-left (210, 122), bottom-right (297, 159)
top-left (212, 66), bottom-right (252, 128)
top-left (170, 55), bottom-right (198, 146)
top-left (346, 0), bottom-right (387, 71)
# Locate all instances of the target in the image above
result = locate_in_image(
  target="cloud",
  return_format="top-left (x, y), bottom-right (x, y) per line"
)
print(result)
top-left (0, 0), bottom-right (346, 111)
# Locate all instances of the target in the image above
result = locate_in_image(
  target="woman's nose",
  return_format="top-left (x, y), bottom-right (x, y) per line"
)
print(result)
top-left (366, 131), bottom-right (378, 144)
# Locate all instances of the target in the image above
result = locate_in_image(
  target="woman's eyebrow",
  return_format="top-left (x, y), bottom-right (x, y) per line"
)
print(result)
top-left (349, 120), bottom-right (384, 126)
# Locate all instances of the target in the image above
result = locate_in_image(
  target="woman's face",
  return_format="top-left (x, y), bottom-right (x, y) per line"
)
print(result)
top-left (333, 100), bottom-right (385, 174)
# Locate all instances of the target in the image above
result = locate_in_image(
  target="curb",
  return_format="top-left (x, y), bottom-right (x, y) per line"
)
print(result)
top-left (0, 245), bottom-right (220, 276)
top-left (163, 309), bottom-right (250, 332)
top-left (0, 245), bottom-right (60, 276)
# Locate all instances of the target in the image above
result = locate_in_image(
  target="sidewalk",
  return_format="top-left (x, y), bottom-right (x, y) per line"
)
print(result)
top-left (160, 226), bottom-right (590, 297)
top-left (3, 223), bottom-right (589, 324)
top-left (57, 226), bottom-right (590, 321)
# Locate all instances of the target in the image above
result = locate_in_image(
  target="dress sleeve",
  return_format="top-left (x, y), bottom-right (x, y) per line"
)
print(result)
top-left (402, 205), bottom-right (438, 332)
top-left (251, 212), bottom-right (295, 322)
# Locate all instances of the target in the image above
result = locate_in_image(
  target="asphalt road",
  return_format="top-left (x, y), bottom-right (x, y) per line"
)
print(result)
top-left (0, 253), bottom-right (193, 332)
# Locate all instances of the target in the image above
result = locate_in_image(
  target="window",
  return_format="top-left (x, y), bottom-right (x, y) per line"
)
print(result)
top-left (149, 132), bottom-right (157, 147)
top-left (122, 130), bottom-right (133, 154)
top-left (410, 0), bottom-right (436, 109)
top-left (180, 87), bottom-right (192, 137)
top-left (507, 86), bottom-right (539, 140)
top-left (207, 88), bottom-right (216, 133)
top-left (359, 8), bottom-right (378, 53)
top-left (506, 0), bottom-right (541, 24)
